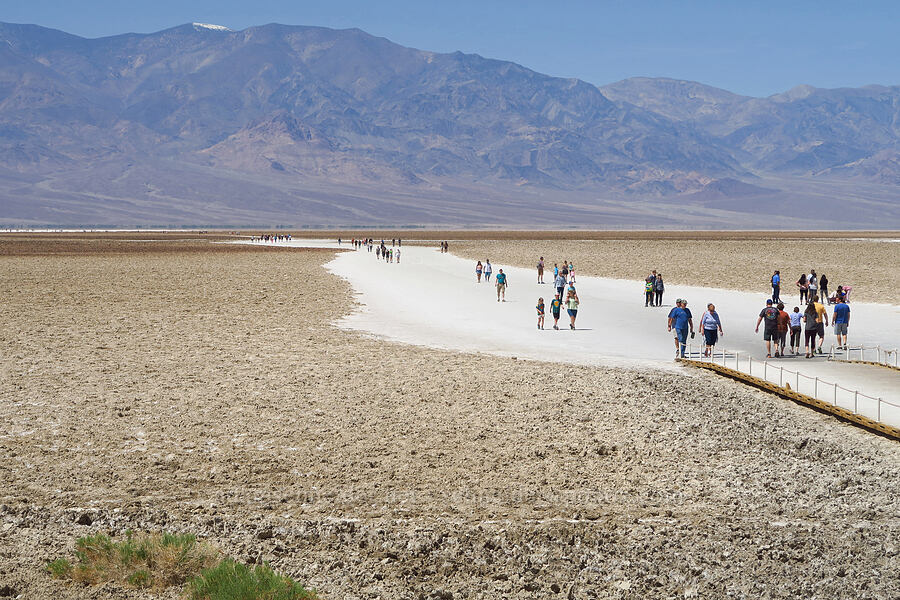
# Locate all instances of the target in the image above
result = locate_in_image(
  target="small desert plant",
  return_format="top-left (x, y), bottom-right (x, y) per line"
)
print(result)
top-left (187, 559), bottom-right (317, 600)
top-left (46, 531), bottom-right (220, 589)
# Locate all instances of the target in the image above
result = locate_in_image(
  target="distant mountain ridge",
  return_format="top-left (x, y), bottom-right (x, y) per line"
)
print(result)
top-left (0, 21), bottom-right (897, 227)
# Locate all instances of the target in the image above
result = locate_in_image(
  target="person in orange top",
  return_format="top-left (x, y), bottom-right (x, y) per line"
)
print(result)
top-left (775, 302), bottom-right (791, 358)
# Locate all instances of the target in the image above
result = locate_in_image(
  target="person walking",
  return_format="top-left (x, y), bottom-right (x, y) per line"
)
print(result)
top-left (682, 300), bottom-right (695, 342)
top-left (667, 299), bottom-right (690, 358)
top-left (655, 274), bottom-right (665, 307)
top-left (789, 306), bottom-right (802, 355)
top-left (484, 260), bottom-right (492, 282)
top-left (755, 299), bottom-right (780, 358)
top-left (771, 270), bottom-right (781, 303)
top-left (550, 294), bottom-right (562, 330)
top-left (645, 277), bottom-right (655, 307)
top-left (698, 303), bottom-right (723, 357)
top-left (555, 272), bottom-right (567, 304)
top-left (565, 288), bottom-right (579, 330)
top-left (813, 294), bottom-right (829, 354)
top-left (832, 295), bottom-right (850, 350)
top-left (537, 257), bottom-right (545, 284)
top-left (776, 302), bottom-right (790, 357)
top-left (536, 297), bottom-right (545, 329)
top-left (819, 273), bottom-right (828, 301)
top-left (807, 269), bottom-right (818, 301)
top-left (475, 261), bottom-right (483, 283)
top-left (496, 269), bottom-right (508, 302)
top-left (803, 302), bottom-right (818, 358)
top-left (797, 274), bottom-right (808, 303)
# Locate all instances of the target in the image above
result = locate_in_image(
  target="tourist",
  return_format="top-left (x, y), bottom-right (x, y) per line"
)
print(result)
top-left (396, 248), bottom-right (401, 263)
top-left (476, 260), bottom-right (483, 283)
top-left (536, 297), bottom-right (545, 330)
top-left (555, 271), bottom-right (567, 303)
top-left (566, 287), bottom-right (579, 329)
top-left (807, 269), bottom-right (818, 301)
top-left (771, 270), bottom-right (781, 303)
top-left (813, 294), bottom-right (829, 354)
top-left (568, 261), bottom-right (575, 283)
top-left (654, 274), bottom-right (664, 307)
top-left (755, 299), bottom-right (780, 358)
top-left (484, 260), bottom-right (492, 282)
top-left (550, 294), bottom-right (562, 330)
top-left (698, 303), bottom-right (723, 357)
top-left (796, 273), bottom-right (808, 303)
top-left (537, 257), bottom-right (545, 284)
top-left (803, 302), bottom-right (818, 358)
top-left (682, 300), bottom-right (695, 342)
top-left (776, 302), bottom-right (790, 357)
top-left (645, 277), bottom-right (654, 307)
top-left (667, 299), bottom-right (690, 358)
top-left (819, 273), bottom-right (828, 301)
top-left (553, 263), bottom-right (559, 279)
top-left (832, 295), bottom-right (850, 350)
top-left (789, 306), bottom-right (802, 355)
top-left (496, 269), bottom-right (508, 302)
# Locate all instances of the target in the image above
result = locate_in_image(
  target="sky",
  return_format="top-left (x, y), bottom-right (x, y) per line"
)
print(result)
top-left (3, 1), bottom-right (898, 97)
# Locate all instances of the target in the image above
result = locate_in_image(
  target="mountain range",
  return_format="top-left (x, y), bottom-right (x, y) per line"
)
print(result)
top-left (0, 21), bottom-right (898, 228)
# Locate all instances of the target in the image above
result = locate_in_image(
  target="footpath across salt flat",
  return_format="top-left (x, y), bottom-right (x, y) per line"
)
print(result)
top-left (247, 239), bottom-right (900, 426)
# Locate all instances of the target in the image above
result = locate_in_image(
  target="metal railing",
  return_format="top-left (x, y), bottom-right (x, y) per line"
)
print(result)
top-left (680, 342), bottom-right (900, 428)
top-left (828, 344), bottom-right (900, 368)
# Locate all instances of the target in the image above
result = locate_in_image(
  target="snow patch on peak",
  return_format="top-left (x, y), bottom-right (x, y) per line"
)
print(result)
top-left (193, 23), bottom-right (232, 32)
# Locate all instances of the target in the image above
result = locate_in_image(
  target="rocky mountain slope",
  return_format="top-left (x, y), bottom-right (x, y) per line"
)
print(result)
top-left (0, 22), bottom-right (897, 227)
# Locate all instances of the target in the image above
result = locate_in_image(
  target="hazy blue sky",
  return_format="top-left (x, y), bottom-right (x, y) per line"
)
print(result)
top-left (4, 1), bottom-right (897, 96)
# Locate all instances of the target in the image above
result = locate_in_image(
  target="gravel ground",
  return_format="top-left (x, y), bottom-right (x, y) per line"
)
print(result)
top-left (0, 235), bottom-right (898, 599)
top-left (449, 238), bottom-right (900, 305)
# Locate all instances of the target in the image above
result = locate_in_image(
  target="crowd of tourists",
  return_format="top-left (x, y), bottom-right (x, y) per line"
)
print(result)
top-left (250, 233), bottom-right (292, 243)
top-left (350, 237), bottom-right (401, 263)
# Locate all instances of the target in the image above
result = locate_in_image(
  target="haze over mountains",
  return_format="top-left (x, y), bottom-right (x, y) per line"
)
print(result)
top-left (0, 21), bottom-right (898, 228)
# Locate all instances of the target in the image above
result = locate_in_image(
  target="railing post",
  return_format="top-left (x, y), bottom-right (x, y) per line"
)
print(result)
top-left (834, 383), bottom-right (837, 405)
top-left (814, 377), bottom-right (818, 398)
top-left (796, 371), bottom-right (799, 391)
top-left (779, 367), bottom-right (783, 387)
top-left (878, 398), bottom-right (882, 422)
top-left (764, 361), bottom-right (768, 382)
top-left (854, 391), bottom-right (858, 414)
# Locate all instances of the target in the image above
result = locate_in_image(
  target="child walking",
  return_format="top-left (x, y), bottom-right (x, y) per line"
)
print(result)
top-left (550, 294), bottom-right (562, 330)
top-left (536, 297), bottom-right (545, 330)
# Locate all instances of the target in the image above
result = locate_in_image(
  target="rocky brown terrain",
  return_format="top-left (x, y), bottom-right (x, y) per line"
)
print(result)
top-left (0, 233), bottom-right (898, 599)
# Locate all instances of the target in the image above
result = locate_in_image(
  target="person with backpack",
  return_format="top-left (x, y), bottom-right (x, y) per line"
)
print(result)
top-left (645, 277), bottom-right (655, 307)
top-left (819, 273), bottom-right (829, 302)
top-left (771, 270), bottom-right (781, 303)
top-left (755, 299), bottom-right (780, 358)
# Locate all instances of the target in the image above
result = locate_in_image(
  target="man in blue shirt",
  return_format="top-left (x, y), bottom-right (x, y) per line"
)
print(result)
top-left (832, 297), bottom-right (851, 350)
top-left (667, 299), bottom-right (690, 358)
top-left (771, 270), bottom-right (781, 303)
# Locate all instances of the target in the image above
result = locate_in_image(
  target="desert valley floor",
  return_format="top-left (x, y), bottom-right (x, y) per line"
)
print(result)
top-left (0, 232), bottom-right (898, 599)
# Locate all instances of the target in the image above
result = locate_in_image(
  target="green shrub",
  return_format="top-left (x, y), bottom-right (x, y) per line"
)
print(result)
top-left (188, 559), bottom-right (317, 600)
top-left (46, 531), bottom-right (219, 590)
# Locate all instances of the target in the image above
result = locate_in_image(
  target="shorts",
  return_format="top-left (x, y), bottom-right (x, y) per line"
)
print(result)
top-left (763, 329), bottom-right (777, 341)
top-left (496, 283), bottom-right (506, 291)
top-left (703, 329), bottom-right (718, 346)
top-left (567, 309), bottom-right (577, 317)
top-left (817, 322), bottom-right (825, 338)
top-left (834, 322), bottom-right (848, 335)
top-left (552, 311), bottom-right (560, 319)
